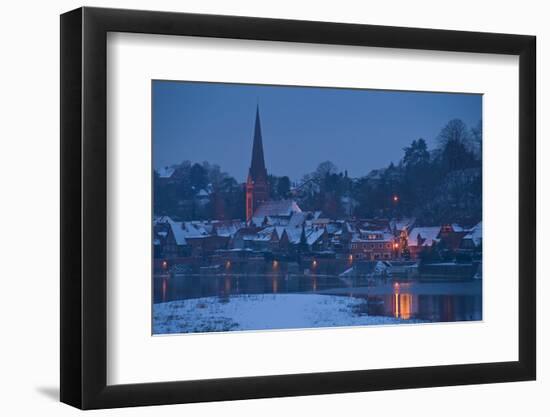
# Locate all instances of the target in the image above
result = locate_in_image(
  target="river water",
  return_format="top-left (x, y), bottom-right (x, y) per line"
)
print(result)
top-left (153, 273), bottom-right (482, 323)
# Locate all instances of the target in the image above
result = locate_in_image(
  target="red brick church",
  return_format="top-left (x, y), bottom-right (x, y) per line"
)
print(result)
top-left (245, 106), bottom-right (270, 222)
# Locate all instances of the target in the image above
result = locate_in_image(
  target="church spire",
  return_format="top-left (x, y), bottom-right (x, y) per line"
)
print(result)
top-left (249, 105), bottom-right (267, 181)
top-left (246, 104), bottom-right (270, 222)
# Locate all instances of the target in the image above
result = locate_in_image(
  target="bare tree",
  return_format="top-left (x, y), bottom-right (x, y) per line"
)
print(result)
top-left (314, 161), bottom-right (338, 180)
top-left (436, 119), bottom-right (474, 151)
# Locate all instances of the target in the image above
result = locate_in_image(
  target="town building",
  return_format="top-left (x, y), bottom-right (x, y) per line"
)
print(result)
top-left (245, 106), bottom-right (270, 222)
top-left (407, 226), bottom-right (441, 259)
top-left (349, 229), bottom-right (397, 260)
top-left (461, 222), bottom-right (482, 250)
top-left (250, 199), bottom-right (303, 227)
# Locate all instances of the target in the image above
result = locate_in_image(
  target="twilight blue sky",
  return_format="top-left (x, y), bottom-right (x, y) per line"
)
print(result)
top-left (153, 81), bottom-right (481, 182)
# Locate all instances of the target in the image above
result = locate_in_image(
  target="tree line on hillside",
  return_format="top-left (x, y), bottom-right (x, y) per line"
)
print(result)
top-left (153, 161), bottom-right (293, 221)
top-left (154, 118), bottom-right (482, 226)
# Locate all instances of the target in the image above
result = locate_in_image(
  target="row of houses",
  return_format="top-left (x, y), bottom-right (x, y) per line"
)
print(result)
top-left (406, 222), bottom-right (482, 259)
top-left (154, 198), bottom-right (482, 263)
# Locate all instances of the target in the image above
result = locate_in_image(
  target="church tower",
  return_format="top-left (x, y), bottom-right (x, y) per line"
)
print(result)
top-left (246, 105), bottom-right (269, 222)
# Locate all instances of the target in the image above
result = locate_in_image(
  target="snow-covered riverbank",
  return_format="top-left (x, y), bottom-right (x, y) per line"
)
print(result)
top-left (153, 293), bottom-right (423, 334)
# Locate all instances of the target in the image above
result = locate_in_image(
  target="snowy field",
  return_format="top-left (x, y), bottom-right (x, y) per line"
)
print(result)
top-left (153, 294), bottom-right (423, 334)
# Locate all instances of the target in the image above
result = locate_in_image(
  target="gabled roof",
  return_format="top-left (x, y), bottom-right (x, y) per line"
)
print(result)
top-left (155, 216), bottom-right (216, 245)
top-left (274, 226), bottom-right (287, 240)
top-left (214, 222), bottom-right (244, 238)
top-left (287, 211), bottom-right (307, 228)
top-left (244, 226), bottom-right (274, 242)
top-left (156, 216), bottom-right (188, 245)
top-left (463, 222), bottom-right (482, 246)
top-left (196, 189), bottom-right (210, 198)
top-left (157, 166), bottom-right (175, 178)
top-left (451, 223), bottom-right (464, 232)
top-left (182, 222), bottom-right (210, 238)
top-left (407, 227), bottom-right (441, 247)
top-left (306, 228), bottom-right (325, 245)
top-left (250, 216), bottom-right (265, 227)
top-left (253, 199), bottom-right (302, 218)
top-left (284, 227), bottom-right (303, 244)
top-left (344, 222), bottom-right (355, 233)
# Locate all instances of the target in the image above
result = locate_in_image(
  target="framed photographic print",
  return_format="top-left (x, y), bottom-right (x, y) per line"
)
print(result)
top-left (60, 7), bottom-right (536, 409)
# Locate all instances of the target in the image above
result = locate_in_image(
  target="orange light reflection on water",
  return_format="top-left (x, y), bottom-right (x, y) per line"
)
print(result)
top-left (162, 278), bottom-right (167, 302)
top-left (393, 284), bottom-right (412, 320)
top-left (272, 277), bottom-right (278, 293)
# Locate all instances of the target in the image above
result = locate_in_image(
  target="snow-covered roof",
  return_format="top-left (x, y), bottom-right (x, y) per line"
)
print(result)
top-left (238, 222), bottom-right (325, 247)
top-left (196, 189), bottom-right (210, 197)
top-left (407, 227), bottom-right (441, 247)
top-left (267, 216), bottom-right (291, 226)
top-left (463, 222), bottom-right (482, 246)
top-left (284, 227), bottom-right (303, 244)
top-left (306, 228), bottom-right (325, 245)
top-left (215, 226), bottom-right (235, 238)
top-left (287, 211), bottom-right (307, 228)
top-left (451, 223), bottom-right (464, 232)
top-left (182, 222), bottom-right (210, 238)
top-left (274, 226), bottom-right (287, 240)
top-left (390, 217), bottom-right (416, 232)
top-left (250, 216), bottom-right (264, 227)
top-left (242, 226), bottom-right (282, 242)
top-left (325, 223), bottom-right (340, 235)
top-left (344, 222), bottom-right (355, 233)
top-left (155, 216), bottom-right (214, 245)
top-left (157, 166), bottom-right (175, 178)
top-left (156, 217), bottom-right (188, 245)
top-left (215, 222), bottom-right (244, 238)
top-left (253, 199), bottom-right (302, 218)
top-left (183, 220), bottom-right (216, 234)
top-left (243, 233), bottom-right (272, 242)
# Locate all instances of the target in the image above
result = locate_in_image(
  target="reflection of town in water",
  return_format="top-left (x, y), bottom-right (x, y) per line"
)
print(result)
top-left (154, 272), bottom-right (482, 323)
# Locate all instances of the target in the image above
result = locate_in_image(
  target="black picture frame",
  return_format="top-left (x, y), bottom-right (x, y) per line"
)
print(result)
top-left (60, 6), bottom-right (536, 410)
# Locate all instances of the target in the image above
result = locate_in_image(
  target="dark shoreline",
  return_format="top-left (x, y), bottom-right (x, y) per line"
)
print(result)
top-left (316, 280), bottom-right (482, 297)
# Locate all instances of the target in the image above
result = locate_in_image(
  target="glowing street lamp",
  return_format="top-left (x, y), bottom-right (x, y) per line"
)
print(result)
top-left (392, 195), bottom-right (399, 203)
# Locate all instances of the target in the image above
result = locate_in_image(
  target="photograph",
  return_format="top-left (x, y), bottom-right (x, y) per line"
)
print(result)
top-left (151, 81), bottom-right (483, 335)
top-left (53, 3), bottom-right (539, 412)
